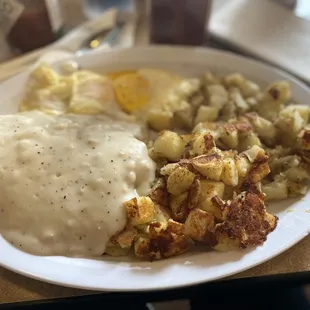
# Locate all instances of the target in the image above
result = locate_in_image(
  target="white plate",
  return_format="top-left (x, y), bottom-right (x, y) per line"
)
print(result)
top-left (1, 46), bottom-right (310, 292)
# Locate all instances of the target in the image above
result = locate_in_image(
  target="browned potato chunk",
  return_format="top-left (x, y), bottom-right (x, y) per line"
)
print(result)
top-left (181, 133), bottom-right (197, 144)
top-left (153, 130), bottom-right (186, 162)
top-left (214, 192), bottom-right (278, 251)
top-left (194, 106), bottom-right (219, 125)
top-left (124, 197), bottom-right (155, 226)
top-left (281, 104), bottom-right (310, 123)
top-left (149, 178), bottom-right (168, 207)
top-left (191, 153), bottom-right (223, 181)
top-left (218, 124), bottom-right (238, 149)
top-left (191, 133), bottom-right (217, 157)
top-left (235, 155), bottom-right (252, 179)
top-left (173, 101), bottom-right (194, 129)
top-left (113, 225), bottom-right (137, 249)
top-left (134, 220), bottom-right (190, 260)
top-left (154, 204), bottom-right (172, 224)
top-left (197, 180), bottom-right (225, 219)
top-left (184, 208), bottom-right (216, 243)
top-left (262, 177), bottom-right (288, 201)
top-left (245, 112), bottom-right (277, 145)
top-left (187, 176), bottom-right (201, 209)
top-left (238, 132), bottom-right (262, 152)
top-left (265, 81), bottom-right (291, 104)
top-left (148, 109), bottom-right (173, 131)
top-left (167, 167), bottom-right (196, 195)
top-left (224, 73), bottom-right (245, 88)
top-left (220, 158), bottom-right (239, 186)
top-left (169, 192), bottom-right (189, 222)
top-left (276, 111), bottom-right (305, 142)
top-left (160, 163), bottom-right (180, 176)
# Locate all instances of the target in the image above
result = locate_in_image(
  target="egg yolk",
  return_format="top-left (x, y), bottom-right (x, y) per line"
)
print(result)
top-left (113, 73), bottom-right (150, 113)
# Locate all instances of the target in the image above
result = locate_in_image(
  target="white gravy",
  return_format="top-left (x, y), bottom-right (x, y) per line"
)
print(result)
top-left (0, 111), bottom-right (155, 257)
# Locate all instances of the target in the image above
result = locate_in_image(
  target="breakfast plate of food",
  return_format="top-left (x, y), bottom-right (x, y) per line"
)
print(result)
top-left (0, 46), bottom-right (310, 291)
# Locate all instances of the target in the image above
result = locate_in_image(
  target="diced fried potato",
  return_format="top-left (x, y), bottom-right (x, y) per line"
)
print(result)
top-left (173, 101), bottom-right (194, 129)
top-left (214, 192), bottom-right (278, 251)
top-left (245, 112), bottom-right (277, 145)
top-left (151, 220), bottom-right (190, 259)
top-left (153, 130), bottom-right (186, 162)
top-left (167, 167), bottom-right (196, 195)
top-left (169, 192), bottom-right (189, 222)
top-left (229, 88), bottom-right (249, 113)
top-left (134, 220), bottom-right (189, 260)
top-left (276, 111), bottom-right (305, 140)
top-left (154, 204), bottom-right (171, 224)
top-left (160, 163), bottom-right (180, 176)
top-left (222, 149), bottom-right (238, 159)
top-left (207, 85), bottom-right (228, 99)
top-left (125, 197), bottom-right (155, 226)
top-left (235, 155), bottom-right (252, 178)
top-left (112, 225), bottom-right (137, 249)
top-left (134, 237), bottom-right (157, 259)
top-left (148, 109), bottom-right (173, 131)
top-left (246, 96), bottom-right (259, 108)
top-left (149, 178), bottom-right (168, 207)
top-left (192, 122), bottom-right (219, 136)
top-left (280, 105), bottom-right (310, 124)
top-left (194, 106), bottom-right (219, 125)
top-left (218, 124), bottom-right (238, 149)
top-left (190, 93), bottom-right (205, 109)
top-left (240, 80), bottom-right (260, 98)
top-left (265, 145), bottom-right (291, 161)
top-left (269, 155), bottom-right (300, 175)
top-left (181, 133), bottom-right (197, 144)
top-left (219, 100), bottom-right (237, 122)
top-left (255, 100), bottom-right (282, 122)
top-left (174, 78), bottom-right (201, 98)
top-left (209, 95), bottom-right (229, 110)
top-left (197, 180), bottom-right (225, 219)
top-left (288, 181), bottom-right (308, 196)
top-left (221, 158), bottom-right (238, 186)
top-left (238, 132), bottom-right (262, 152)
top-left (224, 73), bottom-right (245, 88)
top-left (284, 166), bottom-right (310, 183)
top-left (199, 180), bottom-right (225, 199)
top-left (265, 81), bottom-right (291, 104)
top-left (188, 176), bottom-right (201, 209)
top-left (247, 157), bottom-right (270, 184)
top-left (262, 176), bottom-right (288, 201)
top-left (298, 128), bottom-right (310, 151)
top-left (191, 133), bottom-right (217, 157)
top-left (184, 209), bottom-right (216, 243)
top-left (242, 145), bottom-right (266, 163)
top-left (148, 147), bottom-right (161, 162)
top-left (191, 153), bottom-right (223, 180)
top-left (203, 71), bottom-right (220, 86)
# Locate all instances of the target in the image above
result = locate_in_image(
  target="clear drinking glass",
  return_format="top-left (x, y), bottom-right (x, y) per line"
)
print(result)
top-left (82, 0), bottom-right (134, 19)
top-left (149, 0), bottom-right (212, 46)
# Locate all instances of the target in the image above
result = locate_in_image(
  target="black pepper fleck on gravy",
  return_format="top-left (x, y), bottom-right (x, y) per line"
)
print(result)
top-left (0, 111), bottom-right (156, 257)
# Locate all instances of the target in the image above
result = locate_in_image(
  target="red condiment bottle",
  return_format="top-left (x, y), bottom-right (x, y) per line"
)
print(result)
top-left (149, 0), bottom-right (212, 46)
top-left (7, 0), bottom-right (63, 53)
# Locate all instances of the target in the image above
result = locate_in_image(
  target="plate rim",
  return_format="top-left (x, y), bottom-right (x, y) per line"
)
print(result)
top-left (0, 45), bottom-right (310, 292)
